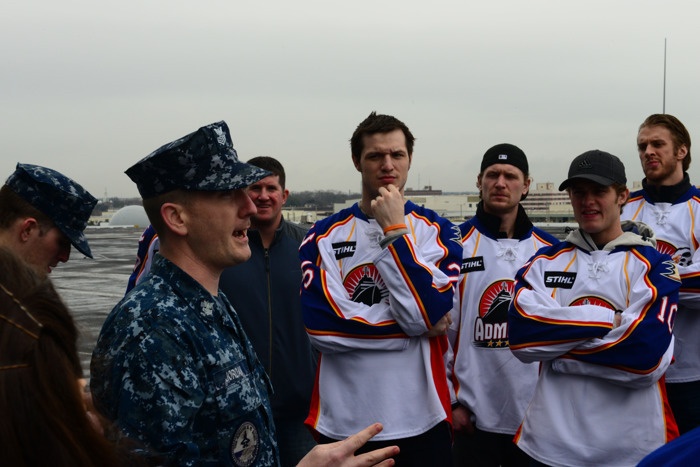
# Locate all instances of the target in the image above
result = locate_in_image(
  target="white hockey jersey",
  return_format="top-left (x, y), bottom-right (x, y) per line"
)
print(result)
top-left (300, 202), bottom-right (462, 441)
top-left (447, 213), bottom-right (557, 435)
top-left (622, 185), bottom-right (700, 383)
top-left (508, 223), bottom-right (679, 466)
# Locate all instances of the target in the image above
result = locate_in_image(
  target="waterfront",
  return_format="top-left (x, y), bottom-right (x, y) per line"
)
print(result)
top-left (51, 226), bottom-right (143, 378)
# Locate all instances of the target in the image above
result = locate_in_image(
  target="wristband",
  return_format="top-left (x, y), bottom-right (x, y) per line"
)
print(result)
top-left (383, 223), bottom-right (407, 235)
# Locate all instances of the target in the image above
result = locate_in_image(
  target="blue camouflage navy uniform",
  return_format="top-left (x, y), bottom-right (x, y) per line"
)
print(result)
top-left (91, 254), bottom-right (279, 466)
top-left (90, 121), bottom-right (279, 466)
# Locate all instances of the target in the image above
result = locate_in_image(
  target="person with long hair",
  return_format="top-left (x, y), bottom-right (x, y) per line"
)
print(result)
top-left (0, 246), bottom-right (131, 466)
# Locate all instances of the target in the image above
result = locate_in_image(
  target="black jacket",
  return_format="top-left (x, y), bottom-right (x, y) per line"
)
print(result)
top-left (220, 217), bottom-right (316, 420)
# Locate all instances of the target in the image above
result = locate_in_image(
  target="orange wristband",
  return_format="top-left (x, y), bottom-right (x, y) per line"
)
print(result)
top-left (383, 223), bottom-right (407, 235)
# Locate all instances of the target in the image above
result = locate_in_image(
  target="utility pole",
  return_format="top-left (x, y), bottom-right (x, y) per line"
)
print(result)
top-left (663, 38), bottom-right (667, 113)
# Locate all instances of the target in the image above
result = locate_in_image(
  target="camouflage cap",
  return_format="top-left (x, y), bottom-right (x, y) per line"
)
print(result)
top-left (5, 163), bottom-right (97, 258)
top-left (125, 121), bottom-right (271, 199)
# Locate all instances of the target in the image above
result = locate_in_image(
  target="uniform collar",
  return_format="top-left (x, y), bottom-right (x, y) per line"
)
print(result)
top-left (150, 255), bottom-right (232, 326)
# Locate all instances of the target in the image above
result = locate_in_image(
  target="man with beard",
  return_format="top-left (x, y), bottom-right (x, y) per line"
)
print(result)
top-left (621, 113), bottom-right (700, 434)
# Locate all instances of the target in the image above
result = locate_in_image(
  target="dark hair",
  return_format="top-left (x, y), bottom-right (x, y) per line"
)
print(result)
top-left (0, 247), bottom-right (131, 466)
top-left (0, 185), bottom-right (54, 232)
top-left (247, 156), bottom-right (286, 189)
top-left (350, 111), bottom-right (415, 162)
top-left (612, 182), bottom-right (629, 214)
top-left (639, 114), bottom-right (692, 171)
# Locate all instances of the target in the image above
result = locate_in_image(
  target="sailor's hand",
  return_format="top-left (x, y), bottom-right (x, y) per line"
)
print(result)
top-left (297, 423), bottom-right (399, 467)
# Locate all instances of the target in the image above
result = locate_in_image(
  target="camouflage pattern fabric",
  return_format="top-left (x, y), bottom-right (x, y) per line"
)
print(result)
top-left (5, 163), bottom-right (97, 258)
top-left (91, 255), bottom-right (279, 466)
top-left (125, 121), bottom-right (271, 199)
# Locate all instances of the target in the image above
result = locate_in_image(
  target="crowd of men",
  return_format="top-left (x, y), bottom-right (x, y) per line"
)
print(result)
top-left (1, 112), bottom-right (699, 466)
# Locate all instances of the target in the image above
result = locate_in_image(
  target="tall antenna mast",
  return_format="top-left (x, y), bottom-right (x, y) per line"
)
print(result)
top-left (663, 38), bottom-right (667, 113)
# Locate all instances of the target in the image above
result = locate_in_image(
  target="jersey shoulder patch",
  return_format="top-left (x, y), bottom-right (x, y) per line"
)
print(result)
top-left (661, 259), bottom-right (681, 282)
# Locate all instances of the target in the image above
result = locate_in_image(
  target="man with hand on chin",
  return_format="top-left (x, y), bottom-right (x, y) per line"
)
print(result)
top-left (300, 112), bottom-right (462, 466)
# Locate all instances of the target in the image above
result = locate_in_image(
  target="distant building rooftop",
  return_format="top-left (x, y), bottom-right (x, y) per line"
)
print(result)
top-left (405, 186), bottom-right (442, 196)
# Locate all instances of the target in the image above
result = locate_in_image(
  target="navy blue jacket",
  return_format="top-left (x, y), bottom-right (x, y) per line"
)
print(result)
top-left (220, 217), bottom-right (316, 420)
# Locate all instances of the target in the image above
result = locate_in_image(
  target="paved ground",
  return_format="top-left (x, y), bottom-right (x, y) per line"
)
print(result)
top-left (51, 226), bottom-right (143, 378)
top-left (51, 223), bottom-right (570, 379)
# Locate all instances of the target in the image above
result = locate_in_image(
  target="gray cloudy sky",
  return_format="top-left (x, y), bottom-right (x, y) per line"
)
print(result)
top-left (2, 0), bottom-right (699, 198)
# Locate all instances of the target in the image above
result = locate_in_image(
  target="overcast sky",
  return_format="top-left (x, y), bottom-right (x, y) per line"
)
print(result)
top-left (2, 1), bottom-right (699, 198)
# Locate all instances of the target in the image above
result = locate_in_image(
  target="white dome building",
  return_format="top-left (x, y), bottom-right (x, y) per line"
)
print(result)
top-left (109, 205), bottom-right (150, 227)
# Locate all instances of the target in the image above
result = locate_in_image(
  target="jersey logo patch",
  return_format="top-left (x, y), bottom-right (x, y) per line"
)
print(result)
top-left (332, 241), bottom-right (356, 259)
top-left (660, 259), bottom-right (681, 282)
top-left (461, 256), bottom-right (485, 274)
top-left (344, 264), bottom-right (389, 305)
top-left (569, 296), bottom-right (616, 310)
top-left (473, 280), bottom-right (513, 348)
top-left (544, 271), bottom-right (576, 289)
top-left (657, 239), bottom-right (692, 267)
top-left (449, 224), bottom-right (463, 246)
top-left (230, 421), bottom-right (259, 467)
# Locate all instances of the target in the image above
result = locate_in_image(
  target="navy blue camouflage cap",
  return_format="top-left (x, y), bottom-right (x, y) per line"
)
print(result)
top-left (125, 121), bottom-right (271, 199)
top-left (5, 163), bottom-right (97, 258)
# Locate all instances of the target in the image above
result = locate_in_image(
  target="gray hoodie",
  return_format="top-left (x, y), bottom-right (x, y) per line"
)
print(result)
top-left (565, 220), bottom-right (656, 253)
